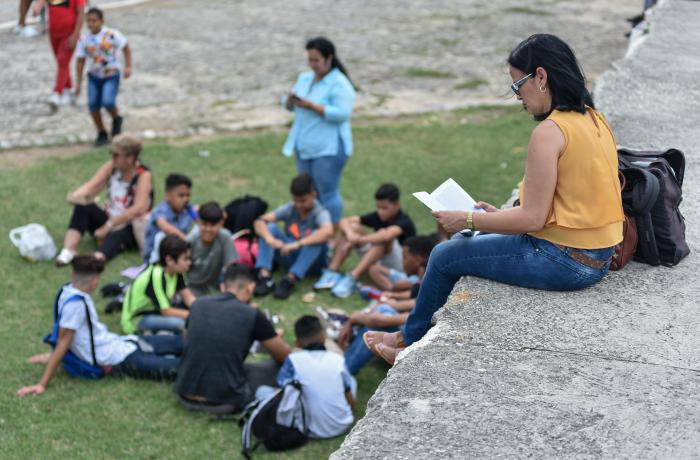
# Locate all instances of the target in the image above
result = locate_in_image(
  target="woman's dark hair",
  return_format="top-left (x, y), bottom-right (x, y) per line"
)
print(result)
top-left (87, 7), bottom-right (103, 20)
top-left (305, 37), bottom-right (355, 89)
top-left (507, 34), bottom-right (594, 121)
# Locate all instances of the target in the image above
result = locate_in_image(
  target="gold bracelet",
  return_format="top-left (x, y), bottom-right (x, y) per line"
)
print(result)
top-left (466, 212), bottom-right (474, 231)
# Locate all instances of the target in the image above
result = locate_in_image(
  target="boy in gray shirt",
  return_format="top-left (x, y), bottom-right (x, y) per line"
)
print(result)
top-left (187, 201), bottom-right (238, 296)
top-left (254, 174), bottom-right (334, 299)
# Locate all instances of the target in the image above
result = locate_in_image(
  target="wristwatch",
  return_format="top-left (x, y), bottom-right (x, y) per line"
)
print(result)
top-left (465, 212), bottom-right (474, 231)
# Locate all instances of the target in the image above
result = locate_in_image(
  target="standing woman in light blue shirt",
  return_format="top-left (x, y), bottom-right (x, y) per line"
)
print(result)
top-left (282, 37), bottom-right (356, 225)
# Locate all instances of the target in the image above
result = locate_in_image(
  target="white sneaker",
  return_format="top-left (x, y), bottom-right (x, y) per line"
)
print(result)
top-left (12, 25), bottom-right (23, 35)
top-left (47, 92), bottom-right (61, 109)
top-left (19, 26), bottom-right (39, 38)
top-left (60, 90), bottom-right (75, 106)
top-left (55, 248), bottom-right (75, 267)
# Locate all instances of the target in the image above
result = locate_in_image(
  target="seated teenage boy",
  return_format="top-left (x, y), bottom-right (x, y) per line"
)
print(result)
top-left (186, 201), bottom-right (238, 296)
top-left (143, 173), bottom-right (196, 264)
top-left (315, 183), bottom-right (416, 298)
top-left (120, 235), bottom-right (195, 334)
top-left (174, 264), bottom-right (290, 414)
top-left (17, 255), bottom-right (184, 397)
top-left (254, 173), bottom-right (334, 299)
top-left (338, 235), bottom-right (435, 375)
top-left (256, 316), bottom-right (355, 439)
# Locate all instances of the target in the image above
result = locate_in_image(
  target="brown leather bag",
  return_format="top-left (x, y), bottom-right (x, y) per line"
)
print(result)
top-left (610, 172), bottom-right (638, 271)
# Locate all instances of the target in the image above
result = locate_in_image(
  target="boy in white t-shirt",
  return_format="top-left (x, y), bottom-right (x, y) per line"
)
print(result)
top-left (74, 7), bottom-right (132, 146)
top-left (257, 316), bottom-right (355, 439)
top-left (17, 255), bottom-right (183, 397)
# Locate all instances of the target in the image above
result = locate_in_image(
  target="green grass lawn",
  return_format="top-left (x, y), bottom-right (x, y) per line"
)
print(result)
top-left (0, 106), bottom-right (532, 459)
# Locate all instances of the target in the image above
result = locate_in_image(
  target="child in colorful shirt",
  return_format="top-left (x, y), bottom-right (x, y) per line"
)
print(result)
top-left (75, 7), bottom-right (132, 146)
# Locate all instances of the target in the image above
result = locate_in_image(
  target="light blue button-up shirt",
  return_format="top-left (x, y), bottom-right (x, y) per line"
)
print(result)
top-left (282, 68), bottom-right (356, 159)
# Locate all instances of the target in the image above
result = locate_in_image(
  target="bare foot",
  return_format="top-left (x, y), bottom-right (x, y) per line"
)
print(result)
top-left (27, 352), bottom-right (51, 364)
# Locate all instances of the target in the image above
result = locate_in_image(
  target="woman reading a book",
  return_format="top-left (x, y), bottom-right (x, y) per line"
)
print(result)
top-left (364, 34), bottom-right (624, 364)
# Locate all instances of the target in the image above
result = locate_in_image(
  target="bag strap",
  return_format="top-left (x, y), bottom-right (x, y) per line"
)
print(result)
top-left (80, 298), bottom-right (98, 367)
top-left (53, 283), bottom-right (70, 322)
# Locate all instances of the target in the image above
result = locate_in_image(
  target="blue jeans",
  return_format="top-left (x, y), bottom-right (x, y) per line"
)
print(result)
top-left (138, 314), bottom-right (186, 334)
top-left (88, 72), bottom-right (120, 113)
top-left (403, 233), bottom-right (614, 345)
top-left (111, 335), bottom-right (183, 380)
top-left (344, 304), bottom-right (399, 375)
top-left (256, 223), bottom-right (327, 279)
top-left (296, 149), bottom-right (348, 224)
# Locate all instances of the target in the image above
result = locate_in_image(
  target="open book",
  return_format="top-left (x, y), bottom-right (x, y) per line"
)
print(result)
top-left (413, 178), bottom-right (484, 212)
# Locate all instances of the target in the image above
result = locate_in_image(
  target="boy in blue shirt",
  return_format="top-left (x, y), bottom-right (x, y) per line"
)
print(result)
top-left (254, 174), bottom-right (334, 299)
top-left (143, 173), bottom-right (196, 264)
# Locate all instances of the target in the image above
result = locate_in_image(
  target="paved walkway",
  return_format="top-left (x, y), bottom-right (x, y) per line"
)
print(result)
top-left (0, 0), bottom-right (638, 149)
top-left (332, 1), bottom-right (700, 458)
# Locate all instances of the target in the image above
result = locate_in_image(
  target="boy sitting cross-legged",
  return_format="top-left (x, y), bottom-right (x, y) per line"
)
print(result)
top-left (315, 183), bottom-right (416, 298)
top-left (17, 255), bottom-right (184, 397)
top-left (256, 316), bottom-right (356, 439)
top-left (254, 174), bottom-right (334, 299)
top-left (120, 234), bottom-right (195, 334)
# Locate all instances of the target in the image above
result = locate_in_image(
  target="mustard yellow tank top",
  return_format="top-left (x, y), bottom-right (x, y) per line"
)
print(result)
top-left (519, 108), bottom-right (623, 249)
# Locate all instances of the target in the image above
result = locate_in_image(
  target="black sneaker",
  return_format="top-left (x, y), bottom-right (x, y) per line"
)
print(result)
top-left (274, 277), bottom-right (296, 300)
top-left (94, 130), bottom-right (109, 146)
top-left (254, 274), bottom-right (275, 297)
top-left (111, 115), bottom-right (123, 137)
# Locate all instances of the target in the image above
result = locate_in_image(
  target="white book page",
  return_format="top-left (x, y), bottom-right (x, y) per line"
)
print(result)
top-left (412, 191), bottom-right (445, 211)
top-left (431, 178), bottom-right (484, 212)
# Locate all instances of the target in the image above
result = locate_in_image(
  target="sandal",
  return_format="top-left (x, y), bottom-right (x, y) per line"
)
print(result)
top-left (362, 331), bottom-right (383, 359)
top-left (364, 331), bottom-right (405, 348)
top-left (375, 343), bottom-right (404, 365)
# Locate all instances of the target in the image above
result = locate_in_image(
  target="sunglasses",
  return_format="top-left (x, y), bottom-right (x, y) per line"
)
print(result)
top-left (510, 73), bottom-right (533, 96)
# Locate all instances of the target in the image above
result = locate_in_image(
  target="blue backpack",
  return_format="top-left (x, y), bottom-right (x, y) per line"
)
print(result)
top-left (43, 284), bottom-right (105, 379)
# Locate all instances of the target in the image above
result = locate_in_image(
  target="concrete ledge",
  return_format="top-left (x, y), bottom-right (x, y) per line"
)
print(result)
top-left (333, 1), bottom-right (700, 458)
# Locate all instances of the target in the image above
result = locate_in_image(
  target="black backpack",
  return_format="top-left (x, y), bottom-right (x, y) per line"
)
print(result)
top-left (223, 195), bottom-right (268, 238)
top-left (239, 381), bottom-right (308, 459)
top-left (617, 148), bottom-right (689, 266)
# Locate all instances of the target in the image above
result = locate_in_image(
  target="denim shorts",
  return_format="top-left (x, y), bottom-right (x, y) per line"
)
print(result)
top-left (88, 72), bottom-right (120, 113)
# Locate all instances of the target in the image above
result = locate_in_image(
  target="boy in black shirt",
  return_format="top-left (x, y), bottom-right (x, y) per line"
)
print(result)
top-left (315, 183), bottom-right (416, 298)
top-left (173, 264), bottom-right (290, 414)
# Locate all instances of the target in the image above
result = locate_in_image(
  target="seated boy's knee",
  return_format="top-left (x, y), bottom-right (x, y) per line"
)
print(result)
top-left (368, 263), bottom-right (382, 277)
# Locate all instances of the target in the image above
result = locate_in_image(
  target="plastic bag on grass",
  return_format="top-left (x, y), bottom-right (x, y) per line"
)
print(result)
top-left (9, 223), bottom-right (57, 261)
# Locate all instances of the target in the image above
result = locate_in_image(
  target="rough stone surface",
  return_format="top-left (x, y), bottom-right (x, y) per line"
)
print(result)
top-left (0, 0), bottom-right (638, 149)
top-left (332, 1), bottom-right (700, 458)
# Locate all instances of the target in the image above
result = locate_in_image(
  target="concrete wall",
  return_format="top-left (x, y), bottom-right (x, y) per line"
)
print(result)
top-left (332, 1), bottom-right (700, 458)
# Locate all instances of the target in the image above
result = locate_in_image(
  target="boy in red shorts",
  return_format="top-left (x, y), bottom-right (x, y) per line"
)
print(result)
top-left (34, 0), bottom-right (86, 109)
